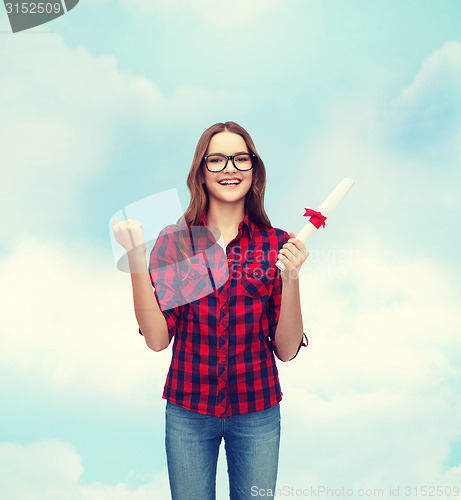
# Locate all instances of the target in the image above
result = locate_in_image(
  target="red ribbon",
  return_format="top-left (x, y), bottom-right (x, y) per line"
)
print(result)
top-left (304, 208), bottom-right (327, 229)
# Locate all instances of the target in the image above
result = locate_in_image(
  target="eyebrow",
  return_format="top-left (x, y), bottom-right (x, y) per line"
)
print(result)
top-left (208, 150), bottom-right (249, 155)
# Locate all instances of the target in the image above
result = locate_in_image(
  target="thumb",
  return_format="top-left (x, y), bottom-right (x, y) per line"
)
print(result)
top-left (289, 231), bottom-right (296, 237)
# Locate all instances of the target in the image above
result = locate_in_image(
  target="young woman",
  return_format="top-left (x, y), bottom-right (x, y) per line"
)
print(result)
top-left (113, 122), bottom-right (309, 499)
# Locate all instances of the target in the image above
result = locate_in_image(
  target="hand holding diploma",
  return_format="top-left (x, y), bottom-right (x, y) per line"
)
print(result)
top-left (276, 177), bottom-right (355, 272)
top-left (277, 232), bottom-right (310, 281)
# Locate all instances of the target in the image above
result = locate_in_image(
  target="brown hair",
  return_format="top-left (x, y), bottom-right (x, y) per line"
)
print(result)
top-left (180, 121), bottom-right (272, 228)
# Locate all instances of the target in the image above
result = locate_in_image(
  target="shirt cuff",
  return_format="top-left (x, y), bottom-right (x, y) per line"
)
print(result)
top-left (288, 332), bottom-right (308, 361)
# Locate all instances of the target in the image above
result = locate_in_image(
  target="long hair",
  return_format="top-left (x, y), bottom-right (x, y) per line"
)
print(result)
top-left (180, 121), bottom-right (272, 228)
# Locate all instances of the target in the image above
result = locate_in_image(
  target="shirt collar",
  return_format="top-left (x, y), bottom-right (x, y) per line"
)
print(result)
top-left (198, 207), bottom-right (255, 239)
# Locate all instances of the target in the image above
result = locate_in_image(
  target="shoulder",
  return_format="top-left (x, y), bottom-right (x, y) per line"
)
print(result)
top-left (152, 224), bottom-right (182, 256)
top-left (252, 225), bottom-right (290, 265)
top-left (157, 224), bottom-right (180, 240)
top-left (154, 223), bottom-right (208, 257)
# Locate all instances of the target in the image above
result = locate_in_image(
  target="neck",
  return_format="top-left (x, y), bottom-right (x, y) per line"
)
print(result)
top-left (206, 199), bottom-right (245, 235)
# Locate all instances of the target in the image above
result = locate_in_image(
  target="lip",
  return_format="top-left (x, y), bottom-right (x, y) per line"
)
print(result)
top-left (217, 178), bottom-right (242, 186)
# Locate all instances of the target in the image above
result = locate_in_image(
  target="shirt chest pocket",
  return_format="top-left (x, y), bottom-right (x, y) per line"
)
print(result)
top-left (179, 253), bottom-right (214, 303)
top-left (239, 261), bottom-right (274, 299)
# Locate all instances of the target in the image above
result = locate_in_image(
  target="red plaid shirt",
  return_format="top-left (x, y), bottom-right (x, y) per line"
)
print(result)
top-left (139, 208), bottom-right (308, 417)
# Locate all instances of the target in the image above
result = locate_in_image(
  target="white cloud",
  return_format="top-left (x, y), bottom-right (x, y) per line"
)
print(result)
top-left (439, 464), bottom-right (461, 499)
top-left (388, 40), bottom-right (461, 186)
top-left (295, 42), bottom-right (461, 220)
top-left (0, 233), bottom-right (172, 401)
top-left (0, 30), bottom-right (250, 243)
top-left (2, 25), bottom-right (461, 497)
top-left (1, 228), bottom-right (460, 495)
top-left (0, 441), bottom-right (171, 500)
top-left (396, 41), bottom-right (461, 118)
top-left (272, 247), bottom-right (461, 491)
top-left (270, 42), bottom-right (461, 492)
top-left (294, 252), bottom-right (461, 391)
top-left (0, 439), bottom-right (237, 499)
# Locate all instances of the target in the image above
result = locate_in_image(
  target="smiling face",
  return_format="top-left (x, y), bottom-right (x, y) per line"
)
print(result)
top-left (201, 131), bottom-right (253, 208)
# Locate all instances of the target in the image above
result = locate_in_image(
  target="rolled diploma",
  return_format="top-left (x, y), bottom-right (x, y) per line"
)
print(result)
top-left (276, 177), bottom-right (355, 272)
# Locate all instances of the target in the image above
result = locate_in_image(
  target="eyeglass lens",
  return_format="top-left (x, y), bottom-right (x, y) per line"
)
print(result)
top-left (206, 154), bottom-right (253, 172)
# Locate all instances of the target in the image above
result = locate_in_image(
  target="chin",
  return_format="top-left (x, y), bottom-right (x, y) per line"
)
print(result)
top-left (215, 194), bottom-right (247, 204)
top-left (208, 183), bottom-right (251, 203)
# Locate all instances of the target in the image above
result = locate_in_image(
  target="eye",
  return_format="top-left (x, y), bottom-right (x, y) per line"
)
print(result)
top-left (235, 154), bottom-right (251, 162)
top-left (207, 155), bottom-right (225, 163)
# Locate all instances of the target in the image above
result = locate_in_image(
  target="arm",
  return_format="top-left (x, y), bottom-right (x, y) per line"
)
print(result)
top-left (112, 217), bottom-right (170, 351)
top-left (273, 277), bottom-right (305, 362)
top-left (272, 231), bottom-right (309, 362)
top-left (128, 249), bottom-right (170, 352)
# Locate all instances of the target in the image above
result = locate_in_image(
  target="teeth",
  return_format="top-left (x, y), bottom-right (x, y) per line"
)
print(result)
top-left (219, 180), bottom-right (240, 185)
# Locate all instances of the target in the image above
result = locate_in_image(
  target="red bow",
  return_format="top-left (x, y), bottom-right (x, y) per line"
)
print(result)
top-left (303, 208), bottom-right (327, 229)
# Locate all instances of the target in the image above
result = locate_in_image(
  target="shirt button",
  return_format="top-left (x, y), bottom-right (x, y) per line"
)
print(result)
top-left (221, 330), bottom-right (226, 336)
top-left (222, 304), bottom-right (227, 310)
top-left (227, 258), bottom-right (232, 263)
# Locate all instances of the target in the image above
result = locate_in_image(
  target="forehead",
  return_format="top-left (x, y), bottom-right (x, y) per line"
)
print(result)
top-left (206, 132), bottom-right (248, 154)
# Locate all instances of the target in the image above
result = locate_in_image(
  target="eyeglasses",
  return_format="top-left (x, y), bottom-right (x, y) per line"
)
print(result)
top-left (203, 153), bottom-right (256, 172)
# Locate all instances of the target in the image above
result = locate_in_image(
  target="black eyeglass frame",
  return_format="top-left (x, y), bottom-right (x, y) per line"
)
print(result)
top-left (202, 153), bottom-right (257, 172)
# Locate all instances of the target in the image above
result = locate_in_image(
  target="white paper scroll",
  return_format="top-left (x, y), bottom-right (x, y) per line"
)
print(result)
top-left (276, 177), bottom-right (355, 272)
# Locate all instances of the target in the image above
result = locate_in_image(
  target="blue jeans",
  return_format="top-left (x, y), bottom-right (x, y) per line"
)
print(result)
top-left (165, 400), bottom-right (281, 500)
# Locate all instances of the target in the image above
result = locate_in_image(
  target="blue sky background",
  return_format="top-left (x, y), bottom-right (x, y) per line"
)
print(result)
top-left (1, 1), bottom-right (461, 498)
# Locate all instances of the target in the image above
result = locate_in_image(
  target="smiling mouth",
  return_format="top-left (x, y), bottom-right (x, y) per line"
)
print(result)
top-left (218, 179), bottom-right (242, 185)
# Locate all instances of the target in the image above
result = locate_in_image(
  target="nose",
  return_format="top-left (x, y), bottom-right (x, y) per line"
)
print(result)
top-left (223, 156), bottom-right (238, 172)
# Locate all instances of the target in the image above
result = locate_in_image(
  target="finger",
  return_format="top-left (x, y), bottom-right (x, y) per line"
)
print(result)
top-left (287, 232), bottom-right (297, 244)
top-left (277, 252), bottom-right (292, 267)
top-left (279, 248), bottom-right (292, 259)
top-left (287, 238), bottom-right (306, 250)
top-left (278, 254), bottom-right (300, 277)
top-left (290, 243), bottom-right (307, 263)
top-left (280, 247), bottom-right (305, 268)
top-left (278, 249), bottom-right (297, 267)
top-left (283, 242), bottom-right (299, 255)
top-left (289, 244), bottom-right (308, 262)
top-left (282, 246), bottom-right (300, 258)
top-left (281, 244), bottom-right (301, 262)
top-left (287, 237), bottom-right (307, 252)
